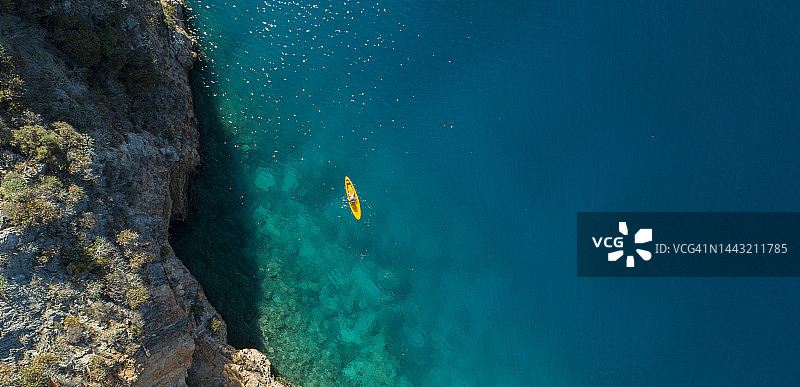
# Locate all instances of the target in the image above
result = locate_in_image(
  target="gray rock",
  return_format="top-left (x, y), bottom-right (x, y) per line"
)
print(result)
top-left (0, 229), bottom-right (20, 253)
top-left (53, 87), bottom-right (68, 102)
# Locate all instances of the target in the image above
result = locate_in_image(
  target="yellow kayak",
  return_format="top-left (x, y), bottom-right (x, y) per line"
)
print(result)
top-left (344, 176), bottom-right (361, 220)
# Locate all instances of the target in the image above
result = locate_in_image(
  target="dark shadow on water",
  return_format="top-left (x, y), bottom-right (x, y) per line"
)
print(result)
top-left (170, 64), bottom-right (266, 352)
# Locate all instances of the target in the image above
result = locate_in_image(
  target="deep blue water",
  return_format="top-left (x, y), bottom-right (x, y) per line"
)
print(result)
top-left (171, 0), bottom-right (800, 385)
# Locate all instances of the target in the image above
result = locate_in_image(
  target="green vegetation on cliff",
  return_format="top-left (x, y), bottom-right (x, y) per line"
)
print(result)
top-left (0, 1), bottom-right (197, 385)
top-left (0, 52), bottom-right (91, 232)
top-left (49, 10), bottom-right (156, 96)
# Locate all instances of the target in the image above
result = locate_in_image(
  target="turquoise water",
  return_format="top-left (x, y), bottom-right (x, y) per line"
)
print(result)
top-left (172, 0), bottom-right (800, 385)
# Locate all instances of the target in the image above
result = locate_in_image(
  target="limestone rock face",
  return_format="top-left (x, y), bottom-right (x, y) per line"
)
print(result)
top-left (224, 349), bottom-right (286, 387)
top-left (0, 1), bottom-right (282, 386)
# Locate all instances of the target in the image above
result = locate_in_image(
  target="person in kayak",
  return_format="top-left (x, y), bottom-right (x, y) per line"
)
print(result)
top-left (348, 192), bottom-right (356, 203)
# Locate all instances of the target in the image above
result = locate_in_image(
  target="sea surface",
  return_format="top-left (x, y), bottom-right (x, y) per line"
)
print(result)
top-left (171, 0), bottom-right (800, 385)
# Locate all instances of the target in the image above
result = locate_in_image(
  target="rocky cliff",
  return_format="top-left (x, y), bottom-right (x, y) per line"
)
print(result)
top-left (0, 1), bottom-right (283, 385)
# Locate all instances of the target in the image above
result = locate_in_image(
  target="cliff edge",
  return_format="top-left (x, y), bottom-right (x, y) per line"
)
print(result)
top-left (0, 1), bottom-right (283, 385)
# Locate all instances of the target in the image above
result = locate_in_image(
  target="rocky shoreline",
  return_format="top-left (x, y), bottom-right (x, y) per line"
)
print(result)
top-left (0, 1), bottom-right (284, 385)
